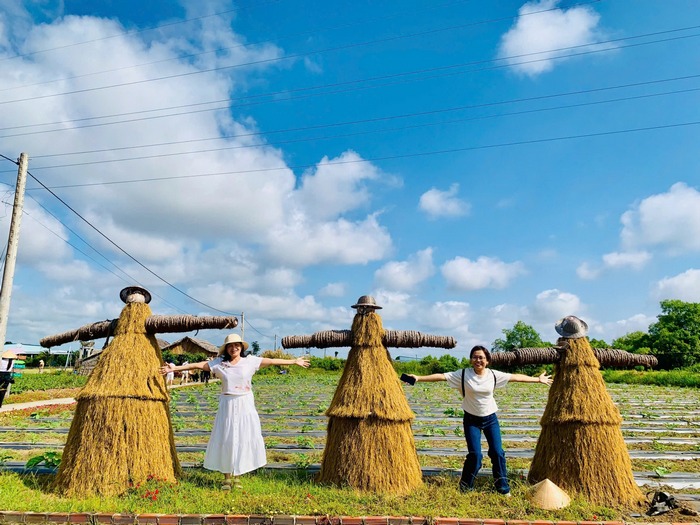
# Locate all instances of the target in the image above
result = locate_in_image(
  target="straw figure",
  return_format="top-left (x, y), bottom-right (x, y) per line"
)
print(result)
top-left (282, 295), bottom-right (456, 494)
top-left (521, 316), bottom-right (647, 506)
top-left (40, 286), bottom-right (238, 497)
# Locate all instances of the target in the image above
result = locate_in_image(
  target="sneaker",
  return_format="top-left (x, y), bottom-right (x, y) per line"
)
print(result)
top-left (501, 491), bottom-right (512, 498)
top-left (458, 482), bottom-right (473, 493)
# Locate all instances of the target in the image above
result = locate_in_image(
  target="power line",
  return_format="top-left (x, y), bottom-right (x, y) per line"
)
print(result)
top-left (0, 0), bottom-right (282, 64)
top-left (23, 118), bottom-right (700, 190)
top-left (2, 26), bottom-right (699, 143)
top-left (0, 1), bottom-right (610, 108)
top-left (0, 0), bottom-right (478, 94)
top-left (11, 80), bottom-right (700, 172)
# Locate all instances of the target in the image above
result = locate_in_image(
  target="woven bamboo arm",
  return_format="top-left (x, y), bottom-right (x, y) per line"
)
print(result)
top-left (40, 315), bottom-right (238, 348)
top-left (488, 347), bottom-right (658, 368)
top-left (282, 329), bottom-right (456, 349)
top-left (282, 330), bottom-right (352, 349)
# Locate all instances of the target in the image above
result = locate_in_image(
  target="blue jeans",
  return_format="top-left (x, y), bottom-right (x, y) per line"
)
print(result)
top-left (460, 412), bottom-right (510, 494)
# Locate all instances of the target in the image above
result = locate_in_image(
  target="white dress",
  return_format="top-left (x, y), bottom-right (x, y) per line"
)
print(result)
top-left (203, 356), bottom-right (267, 475)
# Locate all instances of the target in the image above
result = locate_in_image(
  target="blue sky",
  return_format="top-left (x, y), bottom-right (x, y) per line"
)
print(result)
top-left (0, 0), bottom-right (699, 357)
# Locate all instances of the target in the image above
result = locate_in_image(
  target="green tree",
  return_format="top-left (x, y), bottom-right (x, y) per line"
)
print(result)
top-left (648, 300), bottom-right (700, 369)
top-left (589, 338), bottom-right (609, 349)
top-left (492, 321), bottom-right (546, 352)
top-left (611, 331), bottom-right (651, 354)
top-left (250, 341), bottom-right (261, 355)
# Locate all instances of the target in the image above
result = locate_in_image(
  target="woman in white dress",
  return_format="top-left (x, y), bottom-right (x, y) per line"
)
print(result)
top-left (160, 333), bottom-right (309, 489)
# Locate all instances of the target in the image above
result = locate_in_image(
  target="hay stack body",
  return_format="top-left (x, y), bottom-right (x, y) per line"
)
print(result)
top-left (317, 312), bottom-right (422, 494)
top-left (528, 337), bottom-right (643, 506)
top-left (53, 302), bottom-right (181, 496)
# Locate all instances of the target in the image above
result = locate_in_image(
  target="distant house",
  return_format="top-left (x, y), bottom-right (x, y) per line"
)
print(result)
top-left (161, 337), bottom-right (218, 357)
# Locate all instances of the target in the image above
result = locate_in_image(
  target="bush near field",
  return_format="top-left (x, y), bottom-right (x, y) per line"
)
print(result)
top-left (10, 371), bottom-right (87, 394)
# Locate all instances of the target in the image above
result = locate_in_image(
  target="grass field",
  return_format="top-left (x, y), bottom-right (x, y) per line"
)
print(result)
top-left (0, 370), bottom-right (698, 520)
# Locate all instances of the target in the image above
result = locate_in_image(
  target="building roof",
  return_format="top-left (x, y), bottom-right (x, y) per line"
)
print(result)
top-left (2, 343), bottom-right (73, 355)
top-left (161, 336), bottom-right (218, 356)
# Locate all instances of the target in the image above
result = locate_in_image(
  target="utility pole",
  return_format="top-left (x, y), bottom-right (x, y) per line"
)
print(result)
top-left (240, 311), bottom-right (244, 341)
top-left (0, 153), bottom-right (29, 349)
top-left (274, 334), bottom-right (277, 351)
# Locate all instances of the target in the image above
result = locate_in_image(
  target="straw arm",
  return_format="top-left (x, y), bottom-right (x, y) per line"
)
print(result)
top-left (488, 347), bottom-right (658, 368)
top-left (40, 315), bottom-right (238, 348)
top-left (282, 330), bottom-right (352, 349)
top-left (382, 330), bottom-right (456, 349)
top-left (40, 319), bottom-right (117, 348)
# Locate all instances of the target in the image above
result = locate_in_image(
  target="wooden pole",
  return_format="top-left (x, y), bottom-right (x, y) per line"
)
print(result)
top-left (0, 153), bottom-right (29, 349)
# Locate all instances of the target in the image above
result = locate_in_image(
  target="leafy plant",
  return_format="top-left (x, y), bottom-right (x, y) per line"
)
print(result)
top-left (293, 453), bottom-right (312, 469)
top-left (26, 451), bottom-right (62, 469)
top-left (296, 436), bottom-right (315, 449)
top-left (443, 407), bottom-right (460, 417)
top-left (653, 466), bottom-right (672, 478)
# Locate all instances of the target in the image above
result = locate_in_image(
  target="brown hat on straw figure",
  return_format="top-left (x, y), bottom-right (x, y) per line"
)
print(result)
top-left (282, 294), bottom-right (456, 494)
top-left (41, 286), bottom-right (239, 497)
top-left (526, 315), bottom-right (645, 506)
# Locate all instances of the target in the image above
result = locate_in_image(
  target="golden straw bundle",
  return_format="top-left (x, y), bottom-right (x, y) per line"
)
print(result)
top-left (317, 312), bottom-right (422, 493)
top-left (528, 337), bottom-right (643, 506)
top-left (53, 302), bottom-right (181, 496)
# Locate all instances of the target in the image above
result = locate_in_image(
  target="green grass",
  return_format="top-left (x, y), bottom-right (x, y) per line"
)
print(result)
top-left (0, 469), bottom-right (636, 520)
top-left (10, 371), bottom-right (87, 394)
top-left (602, 369), bottom-right (700, 388)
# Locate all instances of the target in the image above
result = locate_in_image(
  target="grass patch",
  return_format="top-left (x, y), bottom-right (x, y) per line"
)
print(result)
top-left (10, 372), bottom-right (87, 394)
top-left (0, 468), bottom-right (643, 520)
top-left (602, 369), bottom-right (700, 388)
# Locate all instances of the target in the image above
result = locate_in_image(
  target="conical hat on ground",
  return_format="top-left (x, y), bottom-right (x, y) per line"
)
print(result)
top-left (528, 478), bottom-right (571, 510)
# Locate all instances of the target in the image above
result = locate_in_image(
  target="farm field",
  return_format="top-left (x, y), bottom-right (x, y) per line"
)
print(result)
top-left (1, 370), bottom-right (699, 489)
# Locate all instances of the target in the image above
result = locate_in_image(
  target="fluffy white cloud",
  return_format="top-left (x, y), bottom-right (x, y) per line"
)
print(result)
top-left (318, 282), bottom-right (346, 297)
top-left (374, 248), bottom-right (435, 291)
top-left (295, 152), bottom-right (381, 221)
top-left (653, 269), bottom-right (700, 302)
top-left (418, 184), bottom-right (470, 219)
top-left (530, 288), bottom-right (583, 323)
top-left (576, 262), bottom-right (600, 280)
top-left (602, 251), bottom-right (652, 270)
top-left (441, 256), bottom-right (525, 291)
top-left (265, 213), bottom-right (392, 266)
top-left (621, 182), bottom-right (700, 255)
top-left (498, 0), bottom-right (609, 76)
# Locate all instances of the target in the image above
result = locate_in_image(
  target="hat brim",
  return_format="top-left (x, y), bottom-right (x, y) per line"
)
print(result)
top-left (120, 286), bottom-right (152, 304)
top-left (351, 304), bottom-right (382, 309)
top-left (555, 317), bottom-right (588, 339)
top-left (218, 341), bottom-right (250, 355)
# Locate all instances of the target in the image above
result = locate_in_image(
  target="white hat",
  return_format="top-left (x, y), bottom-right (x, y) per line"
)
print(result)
top-left (555, 315), bottom-right (588, 339)
top-left (528, 479), bottom-right (571, 510)
top-left (218, 333), bottom-right (249, 354)
top-left (351, 295), bottom-right (382, 310)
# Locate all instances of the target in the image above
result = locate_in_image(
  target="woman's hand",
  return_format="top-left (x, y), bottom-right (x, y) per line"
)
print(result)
top-left (159, 364), bottom-right (174, 376)
top-left (538, 372), bottom-right (553, 385)
top-left (295, 356), bottom-right (311, 368)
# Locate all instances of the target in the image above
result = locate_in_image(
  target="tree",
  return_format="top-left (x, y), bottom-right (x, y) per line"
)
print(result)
top-left (250, 341), bottom-right (261, 355)
top-left (589, 338), bottom-right (609, 349)
top-left (648, 300), bottom-right (700, 369)
top-left (611, 331), bottom-right (651, 354)
top-left (492, 321), bottom-right (547, 352)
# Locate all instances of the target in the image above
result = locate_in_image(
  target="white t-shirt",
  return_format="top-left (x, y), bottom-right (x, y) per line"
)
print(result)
top-left (0, 359), bottom-right (13, 372)
top-left (444, 368), bottom-right (512, 417)
top-left (209, 355), bottom-right (263, 395)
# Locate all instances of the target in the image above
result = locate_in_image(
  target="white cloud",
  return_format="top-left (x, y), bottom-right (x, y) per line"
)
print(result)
top-left (318, 282), bottom-right (346, 297)
top-left (601, 251), bottom-right (651, 270)
top-left (295, 152), bottom-right (381, 221)
top-left (264, 213), bottom-right (392, 266)
top-left (621, 182), bottom-right (700, 255)
top-left (498, 0), bottom-right (609, 76)
top-left (418, 184), bottom-right (470, 219)
top-left (530, 288), bottom-right (583, 323)
top-left (576, 262), bottom-right (600, 280)
top-left (374, 248), bottom-right (435, 291)
top-left (653, 269), bottom-right (700, 302)
top-left (441, 256), bottom-right (525, 291)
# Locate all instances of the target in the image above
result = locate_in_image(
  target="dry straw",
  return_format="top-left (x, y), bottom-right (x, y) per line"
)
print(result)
top-left (53, 302), bottom-right (181, 496)
top-left (528, 336), bottom-right (643, 506)
top-left (316, 311), bottom-right (422, 494)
